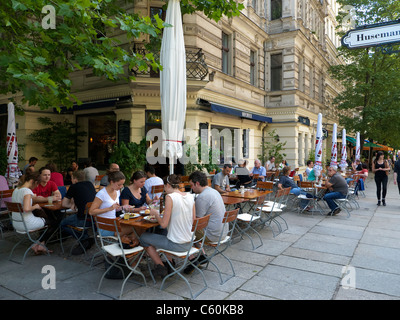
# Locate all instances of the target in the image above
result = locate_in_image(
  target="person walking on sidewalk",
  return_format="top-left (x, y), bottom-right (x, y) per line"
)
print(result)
top-left (393, 150), bottom-right (400, 195)
top-left (372, 151), bottom-right (390, 206)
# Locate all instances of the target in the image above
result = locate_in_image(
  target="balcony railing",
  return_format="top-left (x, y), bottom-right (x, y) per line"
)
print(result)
top-left (131, 43), bottom-right (209, 80)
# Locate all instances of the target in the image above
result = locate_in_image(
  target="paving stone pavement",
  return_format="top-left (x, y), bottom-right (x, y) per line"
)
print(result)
top-left (1, 175), bottom-right (400, 301)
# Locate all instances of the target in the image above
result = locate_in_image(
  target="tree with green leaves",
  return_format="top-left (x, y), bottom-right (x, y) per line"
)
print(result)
top-left (258, 129), bottom-right (287, 165)
top-left (29, 117), bottom-right (86, 171)
top-left (0, 0), bottom-right (244, 113)
top-left (329, 0), bottom-right (400, 149)
top-left (108, 139), bottom-right (147, 181)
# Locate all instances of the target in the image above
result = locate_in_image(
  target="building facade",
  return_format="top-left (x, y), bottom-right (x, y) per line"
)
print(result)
top-left (0, 0), bottom-right (347, 174)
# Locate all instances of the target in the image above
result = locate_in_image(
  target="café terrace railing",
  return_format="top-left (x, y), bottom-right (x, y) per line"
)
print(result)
top-left (131, 43), bottom-right (209, 80)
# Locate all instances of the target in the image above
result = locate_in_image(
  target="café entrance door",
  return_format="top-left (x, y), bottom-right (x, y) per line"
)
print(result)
top-left (77, 112), bottom-right (116, 170)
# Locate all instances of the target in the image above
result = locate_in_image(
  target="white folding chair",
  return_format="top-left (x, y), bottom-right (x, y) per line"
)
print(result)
top-left (333, 192), bottom-right (353, 218)
top-left (203, 208), bottom-right (239, 284)
top-left (235, 195), bottom-right (266, 249)
top-left (257, 188), bottom-right (289, 237)
top-left (296, 181), bottom-right (324, 215)
top-left (150, 184), bottom-right (164, 200)
top-left (6, 201), bottom-right (50, 264)
top-left (0, 189), bottom-right (14, 239)
top-left (60, 202), bottom-right (93, 257)
top-left (157, 214), bottom-right (211, 300)
top-left (94, 215), bottom-right (147, 300)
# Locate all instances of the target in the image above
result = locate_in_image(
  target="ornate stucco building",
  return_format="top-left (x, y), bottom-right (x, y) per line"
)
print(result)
top-left (0, 0), bottom-right (346, 174)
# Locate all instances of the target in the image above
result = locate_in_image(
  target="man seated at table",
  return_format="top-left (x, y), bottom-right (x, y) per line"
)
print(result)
top-left (250, 159), bottom-right (266, 181)
top-left (144, 164), bottom-right (164, 200)
top-left (352, 159), bottom-right (362, 172)
top-left (83, 161), bottom-right (99, 185)
top-left (304, 160), bottom-right (314, 179)
top-left (278, 166), bottom-right (313, 210)
top-left (234, 159), bottom-right (254, 189)
top-left (64, 160), bottom-right (79, 186)
top-left (323, 166), bottom-right (348, 216)
top-left (185, 171), bottom-right (228, 274)
top-left (33, 167), bottom-right (62, 203)
top-left (61, 170), bottom-right (97, 255)
top-left (212, 163), bottom-right (232, 194)
top-left (264, 156), bottom-right (276, 171)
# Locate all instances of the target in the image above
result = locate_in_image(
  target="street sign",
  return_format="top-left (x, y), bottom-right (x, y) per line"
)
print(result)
top-left (341, 19), bottom-right (400, 49)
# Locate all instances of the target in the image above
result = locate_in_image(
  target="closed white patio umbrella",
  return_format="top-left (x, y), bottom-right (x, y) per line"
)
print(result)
top-left (313, 113), bottom-right (323, 178)
top-left (339, 128), bottom-right (348, 171)
top-left (355, 132), bottom-right (361, 161)
top-left (160, 0), bottom-right (186, 175)
top-left (5, 102), bottom-right (21, 187)
top-left (330, 123), bottom-right (338, 169)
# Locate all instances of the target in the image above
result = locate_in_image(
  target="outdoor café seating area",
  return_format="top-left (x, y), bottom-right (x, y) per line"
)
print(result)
top-left (0, 168), bottom-right (366, 300)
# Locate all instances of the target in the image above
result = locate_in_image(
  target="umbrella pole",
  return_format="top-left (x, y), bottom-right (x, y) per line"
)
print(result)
top-left (170, 156), bottom-right (174, 175)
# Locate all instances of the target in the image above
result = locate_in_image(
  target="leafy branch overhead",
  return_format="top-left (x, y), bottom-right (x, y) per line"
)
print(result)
top-left (0, 0), bottom-right (244, 112)
top-left (329, 0), bottom-right (400, 149)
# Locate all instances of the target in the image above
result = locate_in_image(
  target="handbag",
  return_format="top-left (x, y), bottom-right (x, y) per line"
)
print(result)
top-left (120, 235), bottom-right (139, 249)
top-left (32, 208), bottom-right (48, 219)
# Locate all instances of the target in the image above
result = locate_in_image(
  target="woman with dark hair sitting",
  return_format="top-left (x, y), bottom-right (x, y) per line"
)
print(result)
top-left (139, 174), bottom-right (195, 278)
top-left (120, 170), bottom-right (153, 213)
top-left (11, 171), bottom-right (57, 254)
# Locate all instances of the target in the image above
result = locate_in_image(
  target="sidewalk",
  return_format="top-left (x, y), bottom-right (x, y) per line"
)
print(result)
top-left (1, 175), bottom-right (399, 300)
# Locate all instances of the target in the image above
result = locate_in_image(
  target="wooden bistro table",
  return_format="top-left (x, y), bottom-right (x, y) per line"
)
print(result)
top-left (223, 189), bottom-right (273, 200)
top-left (119, 214), bottom-right (160, 239)
top-left (221, 195), bottom-right (249, 211)
top-left (38, 200), bottom-right (67, 211)
top-left (36, 200), bottom-right (69, 243)
top-left (223, 189), bottom-right (273, 212)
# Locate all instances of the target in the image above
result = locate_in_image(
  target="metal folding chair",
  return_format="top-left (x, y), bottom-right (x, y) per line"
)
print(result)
top-left (6, 201), bottom-right (50, 264)
top-left (157, 214), bottom-right (211, 300)
top-left (296, 181), bottom-right (324, 215)
top-left (94, 175), bottom-right (105, 191)
top-left (333, 191), bottom-right (355, 218)
top-left (0, 189), bottom-right (14, 239)
top-left (203, 208), bottom-right (239, 285)
top-left (255, 181), bottom-right (274, 200)
top-left (93, 215), bottom-right (147, 300)
top-left (150, 184), bottom-right (164, 200)
top-left (235, 195), bottom-right (266, 249)
top-left (60, 202), bottom-right (93, 257)
top-left (257, 188), bottom-right (289, 237)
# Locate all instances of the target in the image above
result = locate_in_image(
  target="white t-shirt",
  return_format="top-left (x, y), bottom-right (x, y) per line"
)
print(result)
top-left (167, 192), bottom-right (194, 244)
top-left (95, 187), bottom-right (120, 219)
top-left (144, 176), bottom-right (164, 200)
top-left (265, 160), bottom-right (276, 171)
top-left (11, 187), bottom-right (45, 232)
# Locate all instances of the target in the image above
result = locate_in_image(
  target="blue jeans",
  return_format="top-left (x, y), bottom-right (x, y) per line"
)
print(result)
top-left (323, 191), bottom-right (346, 211)
top-left (60, 215), bottom-right (92, 241)
top-left (290, 187), bottom-right (313, 209)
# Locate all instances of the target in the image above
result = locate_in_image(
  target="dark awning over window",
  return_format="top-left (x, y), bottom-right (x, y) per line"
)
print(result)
top-left (210, 103), bottom-right (272, 123)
